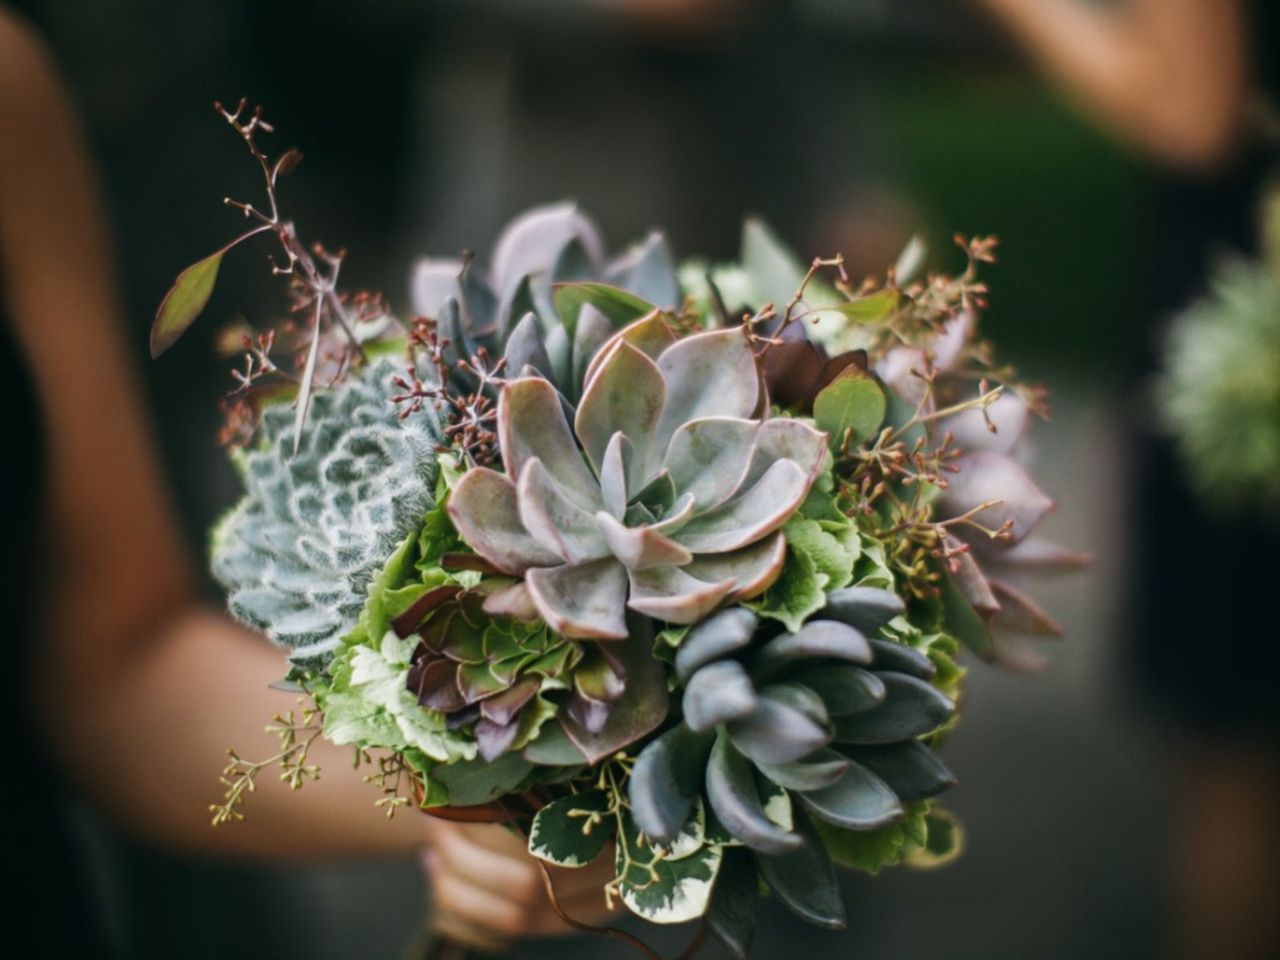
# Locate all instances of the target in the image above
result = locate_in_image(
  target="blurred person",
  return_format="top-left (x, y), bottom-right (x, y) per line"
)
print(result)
top-left (967, 2), bottom-right (1280, 958)
top-left (0, 8), bottom-right (613, 956)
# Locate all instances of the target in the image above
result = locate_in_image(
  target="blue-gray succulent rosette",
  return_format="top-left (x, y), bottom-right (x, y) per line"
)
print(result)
top-left (210, 204), bottom-right (1080, 953)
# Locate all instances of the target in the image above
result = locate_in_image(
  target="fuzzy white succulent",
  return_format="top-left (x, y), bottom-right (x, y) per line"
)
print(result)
top-left (211, 359), bottom-right (443, 662)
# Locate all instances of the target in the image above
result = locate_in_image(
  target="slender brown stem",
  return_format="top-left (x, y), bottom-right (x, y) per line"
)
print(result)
top-left (534, 860), bottom-right (663, 960)
top-left (675, 923), bottom-right (709, 960)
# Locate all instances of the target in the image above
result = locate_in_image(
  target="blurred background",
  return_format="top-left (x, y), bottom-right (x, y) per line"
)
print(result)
top-left (8, 0), bottom-right (1275, 957)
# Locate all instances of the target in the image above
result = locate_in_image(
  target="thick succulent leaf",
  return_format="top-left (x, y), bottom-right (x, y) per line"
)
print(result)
top-left (481, 582), bottom-right (540, 621)
top-left (652, 328), bottom-right (761, 458)
top-left (491, 202), bottom-right (603, 295)
top-left (437, 296), bottom-right (479, 373)
top-left (626, 565), bottom-right (738, 624)
top-left (991, 579), bottom-right (1064, 636)
top-left (503, 311), bottom-right (554, 381)
top-left (707, 846), bottom-right (760, 959)
top-left (941, 567), bottom-right (997, 661)
top-left (683, 660), bottom-right (759, 732)
top-left (756, 809), bottom-right (847, 930)
top-left (944, 392), bottom-right (1027, 455)
top-left (432, 752), bottom-right (534, 808)
top-left (751, 620), bottom-right (872, 677)
top-left (758, 682), bottom-right (830, 729)
top-left (797, 758), bottom-right (903, 831)
top-left (409, 257), bottom-right (464, 320)
top-left (570, 302), bottom-right (614, 395)
top-left (986, 536), bottom-right (1091, 571)
top-left (681, 532), bottom-right (788, 601)
top-left (629, 724), bottom-right (715, 845)
top-left (608, 231), bottom-right (680, 308)
top-left (674, 607), bottom-right (759, 682)
top-left (757, 747), bottom-right (851, 792)
top-left (832, 672), bottom-right (955, 744)
top-left (447, 468), bottom-right (561, 574)
top-left (583, 311), bottom-right (679, 388)
top-left (785, 664), bottom-right (886, 716)
top-left (598, 431), bottom-right (633, 521)
top-left (559, 621), bottom-right (668, 764)
top-left (649, 491), bottom-right (697, 535)
top-left (941, 451), bottom-right (1054, 546)
top-left (866, 639), bottom-right (936, 681)
top-left (741, 419), bottom-right (829, 490)
top-left (706, 734), bottom-right (803, 854)
top-left (676, 459), bottom-right (811, 554)
top-left (843, 741), bottom-right (957, 802)
top-left (522, 721), bottom-right (588, 766)
top-left (495, 273), bottom-right (537, 347)
top-left (822, 586), bottom-right (906, 636)
top-left (596, 511), bottom-right (693, 570)
top-left (525, 558), bottom-right (629, 639)
top-left (499, 378), bottom-right (600, 511)
top-left (662, 417), bottom-right (759, 512)
top-left (474, 717), bottom-right (521, 761)
top-left (763, 339), bottom-right (825, 409)
top-left (726, 693), bottom-right (831, 765)
top-left (552, 235), bottom-right (597, 290)
top-left (741, 217), bottom-right (806, 312)
top-left (616, 811), bottom-right (723, 924)
top-left (517, 458), bottom-right (609, 563)
top-left (528, 790), bottom-right (613, 867)
top-left (575, 340), bottom-right (666, 483)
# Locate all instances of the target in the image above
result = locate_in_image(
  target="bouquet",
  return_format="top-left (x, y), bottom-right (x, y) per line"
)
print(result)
top-left (154, 102), bottom-right (1081, 957)
top-left (1157, 180), bottom-right (1280, 516)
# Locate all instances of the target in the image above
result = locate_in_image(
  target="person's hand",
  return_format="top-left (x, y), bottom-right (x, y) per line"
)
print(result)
top-left (420, 818), bottom-right (620, 949)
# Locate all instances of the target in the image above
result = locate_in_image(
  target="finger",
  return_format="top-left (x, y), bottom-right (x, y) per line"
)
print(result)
top-left (431, 827), bottom-right (544, 904)
top-left (445, 820), bottom-right (530, 856)
top-left (429, 870), bottom-right (529, 940)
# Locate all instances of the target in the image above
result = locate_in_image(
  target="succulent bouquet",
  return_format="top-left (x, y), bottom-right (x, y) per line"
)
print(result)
top-left (155, 103), bottom-right (1080, 957)
top-left (1157, 180), bottom-right (1280, 516)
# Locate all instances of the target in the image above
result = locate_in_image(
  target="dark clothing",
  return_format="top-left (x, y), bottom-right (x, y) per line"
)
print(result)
top-left (1, 313), bottom-right (112, 952)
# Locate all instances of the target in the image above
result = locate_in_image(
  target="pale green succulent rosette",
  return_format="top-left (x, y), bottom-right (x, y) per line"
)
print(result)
top-left (446, 312), bottom-right (828, 640)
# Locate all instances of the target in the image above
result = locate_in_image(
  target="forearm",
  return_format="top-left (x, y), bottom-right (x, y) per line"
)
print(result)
top-left (41, 607), bottom-right (424, 859)
top-left (972, 0), bottom-right (1245, 168)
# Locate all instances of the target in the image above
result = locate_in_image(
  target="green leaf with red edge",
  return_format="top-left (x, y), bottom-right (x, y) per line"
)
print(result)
top-left (151, 247), bottom-right (226, 357)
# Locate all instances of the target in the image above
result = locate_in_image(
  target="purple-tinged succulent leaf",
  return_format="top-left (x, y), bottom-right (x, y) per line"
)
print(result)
top-left (475, 717), bottom-right (522, 763)
top-left (447, 468), bottom-right (560, 575)
top-left (504, 312), bottom-right (554, 382)
top-left (680, 532), bottom-right (787, 602)
top-left (795, 759), bottom-right (902, 831)
top-left (726, 693), bottom-right (831, 765)
top-left (943, 392), bottom-right (1028, 456)
top-left (481, 582), bottom-right (540, 621)
top-left (985, 536), bottom-right (1092, 572)
top-left (575, 340), bottom-right (666, 482)
top-left (498, 379), bottom-right (600, 511)
top-left (599, 432), bottom-right (633, 520)
top-left (491, 202), bottom-right (604, 295)
top-left (626, 565), bottom-right (739, 624)
top-left (946, 534), bottom-right (1001, 620)
top-left (990, 579), bottom-right (1064, 636)
top-left (410, 658), bottom-right (466, 713)
top-left (662, 417), bottom-right (759, 513)
top-left (941, 567), bottom-right (997, 661)
top-left (757, 748), bottom-right (851, 792)
top-left (559, 621), bottom-right (669, 764)
top-left (676, 459), bottom-right (812, 554)
top-left (392, 584), bottom-right (464, 638)
top-left (479, 676), bottom-right (540, 726)
top-left (706, 733), bottom-right (803, 855)
top-left (596, 512), bottom-right (693, 570)
top-left (742, 419), bottom-right (829, 489)
top-left (525, 558), bottom-right (629, 639)
top-left (751, 620), bottom-right (872, 677)
top-left (608, 231), bottom-right (681, 310)
top-left (517, 458), bottom-right (609, 563)
top-left (458, 661), bottom-right (508, 703)
top-left (571, 303), bottom-right (615, 392)
top-left (674, 608), bottom-right (760, 682)
top-left (583, 311), bottom-right (679, 387)
top-left (652, 329), bottom-right (761, 456)
top-left (941, 451), bottom-right (1054, 547)
top-left (683, 660), bottom-right (759, 732)
top-left (763, 339), bottom-right (826, 409)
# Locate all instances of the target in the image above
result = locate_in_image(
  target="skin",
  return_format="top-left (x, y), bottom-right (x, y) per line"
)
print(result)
top-left (969, 0), bottom-right (1247, 170)
top-left (0, 6), bottom-right (610, 943)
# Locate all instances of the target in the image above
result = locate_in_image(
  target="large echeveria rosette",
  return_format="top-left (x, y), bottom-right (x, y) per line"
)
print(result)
top-left (446, 313), bottom-right (828, 639)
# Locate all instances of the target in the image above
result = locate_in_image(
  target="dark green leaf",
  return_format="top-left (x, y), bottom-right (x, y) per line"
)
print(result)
top-left (822, 586), bottom-right (905, 636)
top-left (528, 790), bottom-right (613, 868)
top-left (726, 693), bottom-right (830, 766)
top-left (842, 741), bottom-right (956, 802)
top-left (551, 282), bottom-right (655, 338)
top-left (868, 638), bottom-right (937, 681)
top-left (431, 752), bottom-right (533, 807)
top-left (615, 811), bottom-right (723, 923)
top-left (832, 672), bottom-right (955, 745)
top-left (786, 664), bottom-right (885, 716)
top-left (756, 810), bottom-right (846, 929)
top-left (706, 733), bottom-right (802, 854)
top-left (629, 724), bottom-right (714, 844)
top-left (707, 846), bottom-right (760, 959)
top-left (813, 368), bottom-right (886, 450)
top-left (522, 719), bottom-right (588, 766)
top-left (151, 247), bottom-right (225, 357)
top-left (796, 758), bottom-right (902, 831)
top-left (751, 620), bottom-right (872, 678)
